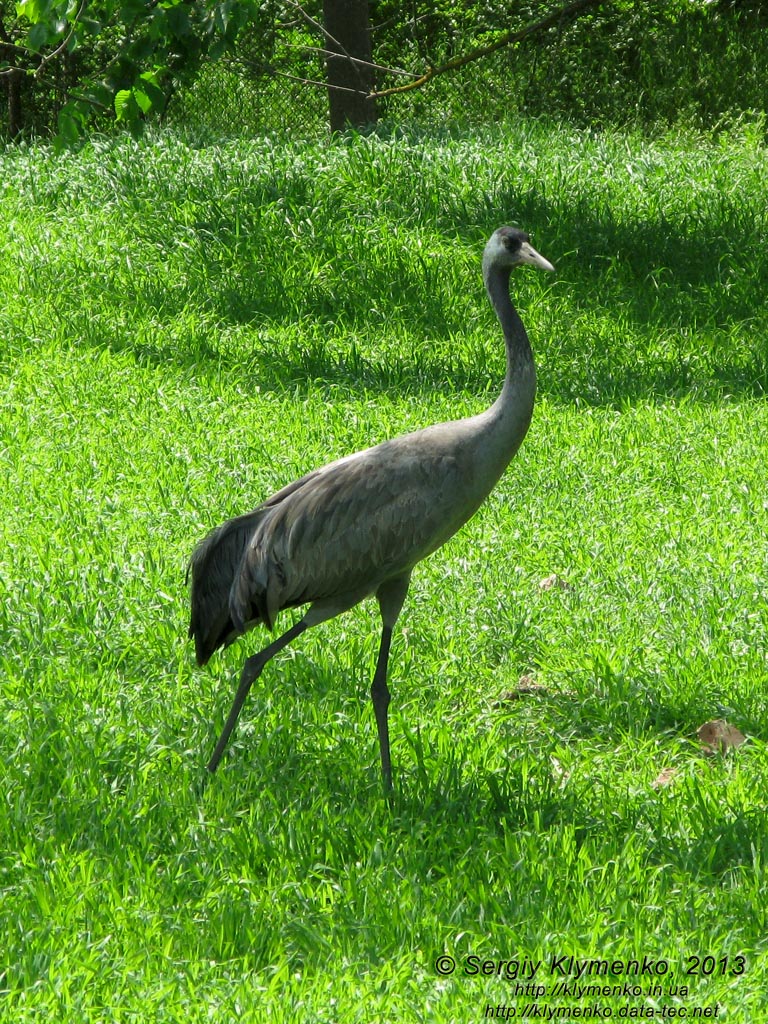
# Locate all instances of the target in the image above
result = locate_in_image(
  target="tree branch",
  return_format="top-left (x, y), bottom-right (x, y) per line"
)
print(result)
top-left (34, 0), bottom-right (87, 76)
top-left (371, 0), bottom-right (608, 100)
top-left (229, 55), bottom-right (369, 95)
top-left (0, 0), bottom-right (86, 77)
top-left (281, 0), bottom-right (355, 69)
top-left (279, 42), bottom-right (419, 79)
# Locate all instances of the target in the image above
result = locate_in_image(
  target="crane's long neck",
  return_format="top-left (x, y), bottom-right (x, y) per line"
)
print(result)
top-left (482, 261), bottom-right (537, 454)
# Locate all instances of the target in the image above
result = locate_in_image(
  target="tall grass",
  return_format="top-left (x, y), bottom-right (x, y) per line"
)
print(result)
top-left (1, 121), bottom-right (767, 1020)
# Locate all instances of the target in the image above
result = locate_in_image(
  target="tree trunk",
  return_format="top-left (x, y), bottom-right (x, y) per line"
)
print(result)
top-left (322, 0), bottom-right (377, 131)
top-left (5, 67), bottom-right (23, 139)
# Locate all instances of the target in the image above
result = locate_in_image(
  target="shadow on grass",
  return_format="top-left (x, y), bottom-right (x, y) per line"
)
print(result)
top-left (75, 175), bottom-right (768, 406)
top-left (101, 292), bottom-right (768, 409)
top-left (384, 748), bottom-right (765, 886)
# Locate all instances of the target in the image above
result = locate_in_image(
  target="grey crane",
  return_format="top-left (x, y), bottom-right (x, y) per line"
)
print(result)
top-left (188, 226), bottom-right (554, 787)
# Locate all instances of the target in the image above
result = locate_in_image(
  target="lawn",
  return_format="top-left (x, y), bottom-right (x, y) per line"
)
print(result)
top-left (1, 119), bottom-right (767, 1021)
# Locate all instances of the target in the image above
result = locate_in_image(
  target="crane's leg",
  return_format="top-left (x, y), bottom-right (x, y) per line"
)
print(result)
top-left (373, 573), bottom-right (411, 790)
top-left (207, 617), bottom-right (309, 773)
top-left (371, 625), bottom-right (394, 788)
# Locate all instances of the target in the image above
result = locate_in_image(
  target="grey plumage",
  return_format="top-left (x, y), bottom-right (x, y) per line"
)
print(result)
top-left (188, 226), bottom-right (555, 786)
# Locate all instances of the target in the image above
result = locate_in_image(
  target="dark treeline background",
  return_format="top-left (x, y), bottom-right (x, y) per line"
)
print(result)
top-left (1, 0), bottom-right (767, 140)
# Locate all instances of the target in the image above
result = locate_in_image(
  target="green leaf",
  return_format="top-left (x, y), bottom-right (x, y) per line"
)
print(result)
top-left (164, 4), bottom-right (191, 36)
top-left (214, 2), bottom-right (230, 35)
top-left (54, 98), bottom-right (87, 148)
top-left (79, 16), bottom-right (102, 34)
top-left (133, 86), bottom-right (153, 115)
top-left (138, 73), bottom-right (167, 109)
top-left (17, 0), bottom-right (54, 20)
top-left (56, 109), bottom-right (79, 144)
top-left (113, 89), bottom-right (134, 121)
top-left (27, 21), bottom-right (53, 50)
top-left (80, 83), bottom-right (113, 110)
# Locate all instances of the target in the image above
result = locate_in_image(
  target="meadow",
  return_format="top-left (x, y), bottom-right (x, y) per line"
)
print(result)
top-left (1, 118), bottom-right (767, 1020)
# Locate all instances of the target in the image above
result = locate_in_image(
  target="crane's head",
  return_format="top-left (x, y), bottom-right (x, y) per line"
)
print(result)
top-left (484, 226), bottom-right (555, 274)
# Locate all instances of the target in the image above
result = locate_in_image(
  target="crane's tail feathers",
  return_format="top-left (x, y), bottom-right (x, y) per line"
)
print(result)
top-left (228, 546), bottom-right (285, 635)
top-left (187, 509), bottom-right (267, 666)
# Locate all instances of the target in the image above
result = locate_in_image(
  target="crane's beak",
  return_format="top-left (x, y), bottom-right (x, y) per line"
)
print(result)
top-left (519, 240), bottom-right (555, 273)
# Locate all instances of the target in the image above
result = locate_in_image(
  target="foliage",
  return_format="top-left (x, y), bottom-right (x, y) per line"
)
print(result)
top-left (2, 0), bottom-right (277, 141)
top-left (1, 122), bottom-right (768, 1018)
top-left (4, 1), bottom-right (768, 140)
top-left (369, 0), bottom-right (768, 127)
top-left (516, 0), bottom-right (768, 127)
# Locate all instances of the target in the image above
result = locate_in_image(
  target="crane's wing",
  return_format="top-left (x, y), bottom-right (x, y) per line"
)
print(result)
top-left (230, 437), bottom-right (467, 632)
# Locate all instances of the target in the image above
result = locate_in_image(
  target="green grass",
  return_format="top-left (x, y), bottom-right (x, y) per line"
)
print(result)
top-left (1, 120), bottom-right (768, 1021)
